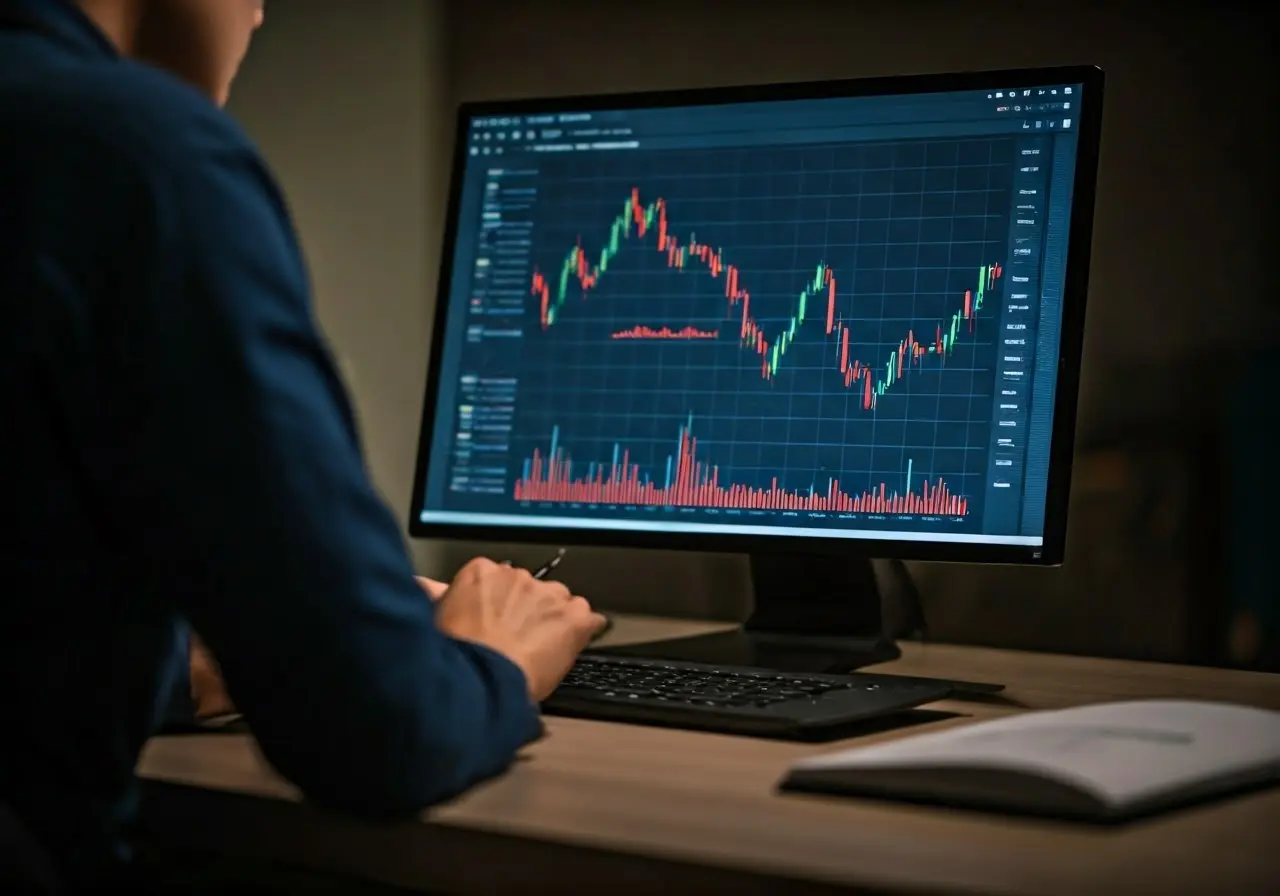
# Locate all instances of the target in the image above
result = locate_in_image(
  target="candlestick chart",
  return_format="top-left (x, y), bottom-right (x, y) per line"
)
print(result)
top-left (530, 187), bottom-right (1002, 412)
top-left (511, 139), bottom-right (1015, 522)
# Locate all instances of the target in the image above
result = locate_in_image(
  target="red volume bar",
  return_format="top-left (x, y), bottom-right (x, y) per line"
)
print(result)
top-left (610, 325), bottom-right (718, 340)
top-left (513, 416), bottom-right (968, 516)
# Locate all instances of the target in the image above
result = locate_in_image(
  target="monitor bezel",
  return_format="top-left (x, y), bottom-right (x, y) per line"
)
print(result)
top-left (408, 65), bottom-right (1104, 566)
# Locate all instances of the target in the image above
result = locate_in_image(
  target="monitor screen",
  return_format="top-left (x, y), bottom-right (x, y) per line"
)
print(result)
top-left (412, 69), bottom-right (1100, 563)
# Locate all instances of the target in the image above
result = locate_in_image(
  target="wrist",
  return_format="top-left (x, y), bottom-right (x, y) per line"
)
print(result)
top-left (482, 642), bottom-right (538, 701)
top-left (452, 633), bottom-right (540, 702)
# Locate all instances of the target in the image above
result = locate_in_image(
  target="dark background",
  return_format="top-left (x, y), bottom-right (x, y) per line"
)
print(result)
top-left (226, 0), bottom-right (1278, 670)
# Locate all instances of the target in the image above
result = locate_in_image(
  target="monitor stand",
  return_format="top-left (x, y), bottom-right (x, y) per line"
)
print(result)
top-left (594, 553), bottom-right (901, 675)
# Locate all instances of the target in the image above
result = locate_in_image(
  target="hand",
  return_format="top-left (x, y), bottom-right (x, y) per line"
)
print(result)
top-left (190, 633), bottom-right (235, 718)
top-left (434, 557), bottom-right (606, 701)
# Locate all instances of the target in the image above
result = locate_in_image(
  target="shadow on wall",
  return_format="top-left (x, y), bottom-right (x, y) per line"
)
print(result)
top-left (914, 435), bottom-right (1220, 664)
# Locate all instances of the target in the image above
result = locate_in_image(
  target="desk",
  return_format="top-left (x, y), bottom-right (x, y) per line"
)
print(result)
top-left (136, 615), bottom-right (1280, 895)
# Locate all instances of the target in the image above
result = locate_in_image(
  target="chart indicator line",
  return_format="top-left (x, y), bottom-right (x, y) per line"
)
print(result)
top-left (513, 414), bottom-right (969, 516)
top-left (609, 325), bottom-right (719, 340)
top-left (529, 188), bottom-right (1002, 409)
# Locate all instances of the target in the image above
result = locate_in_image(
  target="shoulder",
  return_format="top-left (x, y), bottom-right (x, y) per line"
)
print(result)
top-left (18, 56), bottom-right (260, 170)
top-left (31, 58), bottom-right (295, 241)
top-left (8, 56), bottom-right (290, 239)
top-left (8, 58), bottom-right (307, 319)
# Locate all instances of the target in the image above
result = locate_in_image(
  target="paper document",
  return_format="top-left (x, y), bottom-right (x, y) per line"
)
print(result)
top-left (784, 700), bottom-right (1280, 818)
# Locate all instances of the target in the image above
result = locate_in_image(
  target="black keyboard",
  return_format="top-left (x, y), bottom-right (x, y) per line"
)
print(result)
top-left (542, 654), bottom-right (953, 739)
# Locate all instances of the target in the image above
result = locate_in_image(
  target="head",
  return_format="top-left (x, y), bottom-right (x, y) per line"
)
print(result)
top-left (78, 0), bottom-right (265, 106)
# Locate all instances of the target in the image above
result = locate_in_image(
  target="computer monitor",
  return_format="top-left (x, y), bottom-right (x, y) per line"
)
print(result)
top-left (410, 65), bottom-right (1104, 673)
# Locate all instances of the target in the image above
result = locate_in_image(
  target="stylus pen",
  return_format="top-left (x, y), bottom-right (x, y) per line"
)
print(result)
top-left (531, 547), bottom-right (566, 580)
top-left (524, 548), bottom-right (612, 642)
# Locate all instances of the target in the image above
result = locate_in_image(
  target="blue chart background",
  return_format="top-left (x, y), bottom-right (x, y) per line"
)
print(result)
top-left (510, 136), bottom-right (1015, 530)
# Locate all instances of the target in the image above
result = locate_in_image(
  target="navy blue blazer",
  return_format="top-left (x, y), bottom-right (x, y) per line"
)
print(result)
top-left (0, 0), bottom-right (538, 885)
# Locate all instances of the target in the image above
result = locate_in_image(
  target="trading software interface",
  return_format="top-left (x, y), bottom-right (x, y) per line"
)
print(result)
top-left (418, 83), bottom-right (1084, 549)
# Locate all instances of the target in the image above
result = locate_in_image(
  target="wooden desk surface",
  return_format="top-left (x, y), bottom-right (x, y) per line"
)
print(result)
top-left (137, 616), bottom-right (1280, 895)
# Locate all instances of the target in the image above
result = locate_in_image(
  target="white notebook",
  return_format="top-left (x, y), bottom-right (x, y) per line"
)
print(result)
top-left (781, 699), bottom-right (1280, 821)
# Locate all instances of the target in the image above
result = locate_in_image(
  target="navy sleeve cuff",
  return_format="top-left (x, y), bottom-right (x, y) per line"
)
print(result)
top-left (451, 638), bottom-right (544, 748)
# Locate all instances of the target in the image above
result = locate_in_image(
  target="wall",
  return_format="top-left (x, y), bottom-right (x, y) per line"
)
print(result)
top-left (225, 0), bottom-right (449, 570)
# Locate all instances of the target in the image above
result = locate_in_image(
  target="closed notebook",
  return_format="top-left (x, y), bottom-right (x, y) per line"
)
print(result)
top-left (780, 699), bottom-right (1280, 822)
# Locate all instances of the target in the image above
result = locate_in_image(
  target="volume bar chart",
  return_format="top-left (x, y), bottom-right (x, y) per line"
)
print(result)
top-left (513, 416), bottom-right (968, 516)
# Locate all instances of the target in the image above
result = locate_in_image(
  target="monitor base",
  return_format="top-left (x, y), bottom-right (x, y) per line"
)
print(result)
top-left (595, 552), bottom-right (903, 675)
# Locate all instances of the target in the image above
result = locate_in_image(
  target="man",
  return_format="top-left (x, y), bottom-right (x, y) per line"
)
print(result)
top-left (0, 0), bottom-right (606, 890)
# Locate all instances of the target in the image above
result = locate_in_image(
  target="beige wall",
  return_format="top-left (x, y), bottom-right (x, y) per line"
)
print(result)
top-left (226, 0), bottom-right (449, 571)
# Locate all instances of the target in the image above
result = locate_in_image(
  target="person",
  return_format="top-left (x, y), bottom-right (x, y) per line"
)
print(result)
top-left (0, 0), bottom-right (607, 890)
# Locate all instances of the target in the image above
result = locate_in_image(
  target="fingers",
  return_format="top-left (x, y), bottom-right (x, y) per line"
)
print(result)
top-left (451, 558), bottom-right (486, 590)
top-left (457, 556), bottom-right (499, 579)
top-left (563, 595), bottom-right (606, 643)
top-left (454, 555), bottom-right (579, 608)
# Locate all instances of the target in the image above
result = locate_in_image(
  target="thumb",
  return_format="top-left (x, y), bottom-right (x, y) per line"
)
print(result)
top-left (415, 576), bottom-right (449, 601)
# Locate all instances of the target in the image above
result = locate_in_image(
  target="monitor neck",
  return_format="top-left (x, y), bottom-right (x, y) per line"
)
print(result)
top-left (595, 552), bottom-right (903, 675)
top-left (744, 552), bottom-right (886, 639)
